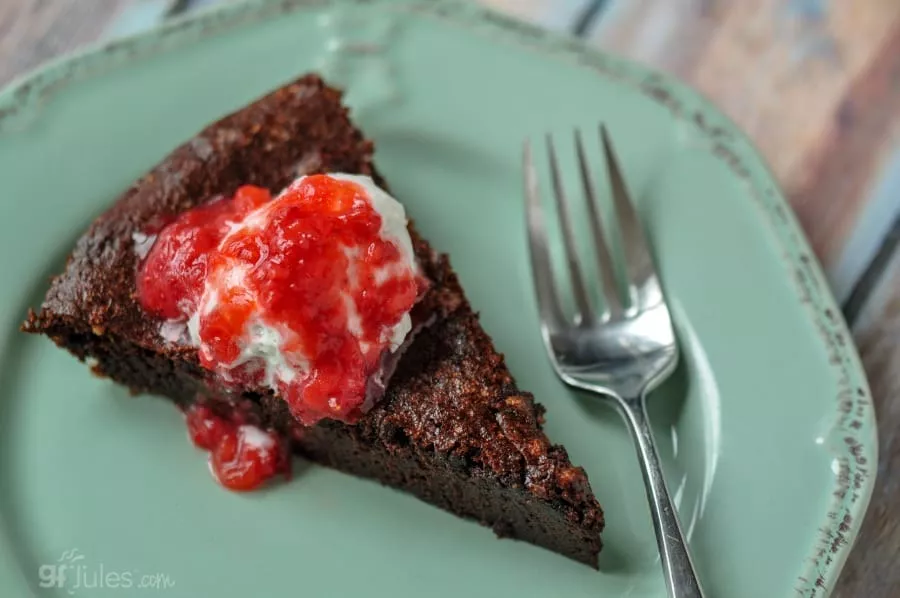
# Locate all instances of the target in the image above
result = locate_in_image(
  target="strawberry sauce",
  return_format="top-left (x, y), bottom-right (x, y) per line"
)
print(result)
top-left (137, 175), bottom-right (422, 426)
top-left (185, 404), bottom-right (290, 491)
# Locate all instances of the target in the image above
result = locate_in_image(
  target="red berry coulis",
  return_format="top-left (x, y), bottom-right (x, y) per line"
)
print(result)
top-left (137, 175), bottom-right (421, 425)
top-left (185, 404), bottom-right (290, 491)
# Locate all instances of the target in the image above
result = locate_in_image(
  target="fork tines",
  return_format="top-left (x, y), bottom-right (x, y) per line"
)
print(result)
top-left (523, 125), bottom-right (656, 325)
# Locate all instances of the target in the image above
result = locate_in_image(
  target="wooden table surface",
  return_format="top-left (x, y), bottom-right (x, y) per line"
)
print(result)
top-left (2, 1), bottom-right (897, 596)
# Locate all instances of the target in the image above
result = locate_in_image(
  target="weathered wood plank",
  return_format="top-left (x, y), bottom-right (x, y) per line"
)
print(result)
top-left (477, 0), bottom-right (595, 31)
top-left (187, 0), bottom-right (598, 31)
top-left (0, 0), bottom-right (132, 86)
top-left (0, 0), bottom-right (596, 88)
top-left (589, 0), bottom-right (900, 285)
top-left (840, 240), bottom-right (900, 597)
top-left (188, 0), bottom-right (597, 31)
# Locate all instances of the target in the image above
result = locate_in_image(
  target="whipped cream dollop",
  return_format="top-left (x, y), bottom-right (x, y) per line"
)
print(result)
top-left (137, 173), bottom-right (425, 425)
top-left (187, 173), bottom-right (418, 377)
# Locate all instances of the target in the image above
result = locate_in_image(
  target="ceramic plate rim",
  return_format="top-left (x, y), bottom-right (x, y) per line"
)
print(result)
top-left (0, 1), bottom-right (878, 596)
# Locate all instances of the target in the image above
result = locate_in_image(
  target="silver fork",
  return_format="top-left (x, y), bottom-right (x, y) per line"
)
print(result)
top-left (523, 126), bottom-right (704, 597)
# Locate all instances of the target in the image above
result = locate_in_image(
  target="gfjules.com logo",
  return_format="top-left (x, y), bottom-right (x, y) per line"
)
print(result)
top-left (38, 548), bottom-right (175, 594)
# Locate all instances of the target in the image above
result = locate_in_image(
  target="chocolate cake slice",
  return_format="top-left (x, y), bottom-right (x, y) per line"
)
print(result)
top-left (22, 74), bottom-right (603, 566)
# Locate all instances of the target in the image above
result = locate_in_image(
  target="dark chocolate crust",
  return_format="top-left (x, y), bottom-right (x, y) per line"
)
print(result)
top-left (23, 74), bottom-right (603, 566)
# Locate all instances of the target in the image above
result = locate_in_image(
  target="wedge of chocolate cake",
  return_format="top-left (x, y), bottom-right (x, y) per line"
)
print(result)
top-left (23, 74), bottom-right (604, 567)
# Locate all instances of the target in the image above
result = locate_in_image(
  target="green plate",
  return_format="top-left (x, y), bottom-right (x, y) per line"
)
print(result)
top-left (0, 1), bottom-right (876, 596)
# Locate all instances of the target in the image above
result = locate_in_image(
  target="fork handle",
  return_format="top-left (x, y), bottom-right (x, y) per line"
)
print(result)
top-left (620, 398), bottom-right (705, 598)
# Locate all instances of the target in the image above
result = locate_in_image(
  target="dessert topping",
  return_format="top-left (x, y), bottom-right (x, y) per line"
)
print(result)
top-left (138, 174), bottom-right (423, 425)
